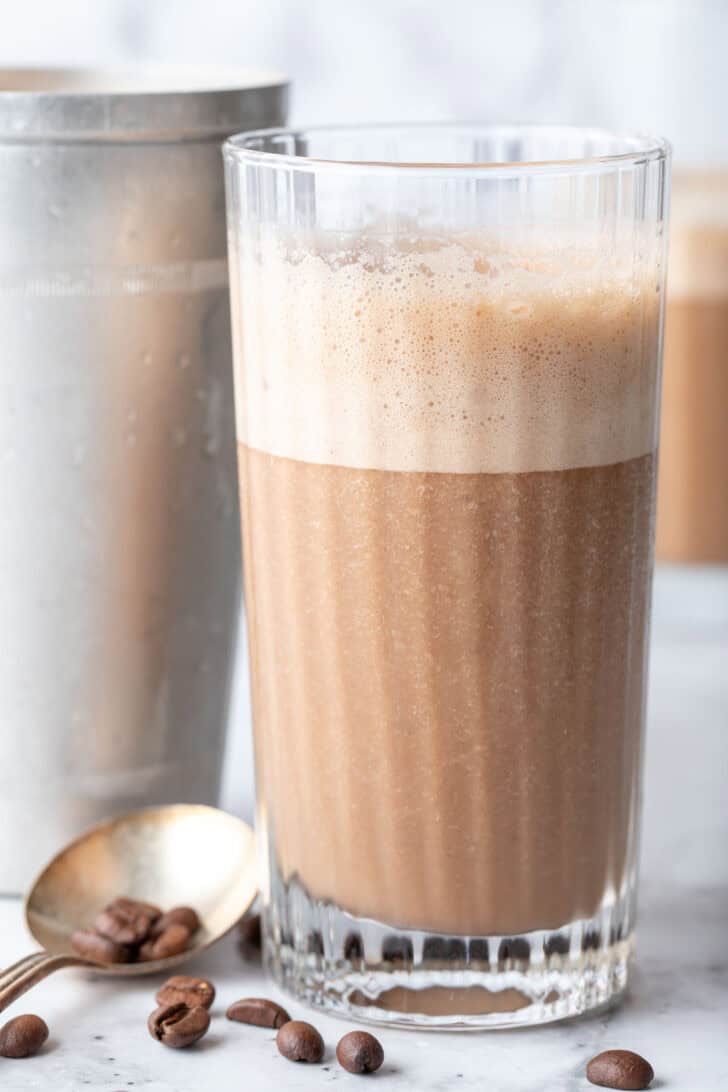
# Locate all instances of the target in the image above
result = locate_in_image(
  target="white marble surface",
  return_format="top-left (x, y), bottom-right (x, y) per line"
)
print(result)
top-left (0, 567), bottom-right (726, 1090)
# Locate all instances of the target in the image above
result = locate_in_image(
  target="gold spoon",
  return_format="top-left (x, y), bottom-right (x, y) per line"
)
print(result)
top-left (0, 803), bottom-right (257, 1013)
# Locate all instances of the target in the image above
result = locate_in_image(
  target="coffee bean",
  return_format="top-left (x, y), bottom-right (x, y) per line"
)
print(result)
top-left (74, 899), bottom-right (200, 966)
top-left (95, 904), bottom-right (153, 946)
top-left (336, 1030), bottom-right (384, 1074)
top-left (587, 1049), bottom-right (654, 1090)
top-left (151, 907), bottom-right (200, 937)
top-left (276, 1020), bottom-right (325, 1063)
top-left (71, 929), bottom-right (132, 965)
top-left (148, 1003), bottom-right (210, 1049)
top-left (108, 896), bottom-right (162, 923)
top-left (139, 922), bottom-right (191, 961)
top-left (227, 997), bottom-right (290, 1029)
top-left (156, 975), bottom-right (216, 1010)
top-left (0, 1015), bottom-right (49, 1058)
top-left (238, 913), bottom-right (261, 950)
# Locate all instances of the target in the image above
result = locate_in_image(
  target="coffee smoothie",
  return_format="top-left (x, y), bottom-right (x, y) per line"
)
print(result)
top-left (656, 172), bottom-right (728, 563)
top-left (236, 238), bottom-right (658, 938)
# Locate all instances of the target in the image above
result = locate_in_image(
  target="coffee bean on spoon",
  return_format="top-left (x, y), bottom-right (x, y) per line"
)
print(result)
top-left (95, 903), bottom-right (154, 946)
top-left (0, 1014), bottom-right (49, 1058)
top-left (148, 1003), bottom-right (209, 1049)
top-left (108, 896), bottom-right (162, 923)
top-left (587, 1050), bottom-right (654, 1090)
top-left (227, 997), bottom-right (290, 1029)
top-left (150, 907), bottom-right (200, 937)
top-left (336, 1030), bottom-right (384, 1074)
top-left (276, 1020), bottom-right (325, 1063)
top-left (71, 929), bottom-right (133, 964)
top-left (139, 923), bottom-right (191, 961)
top-left (156, 975), bottom-right (216, 1010)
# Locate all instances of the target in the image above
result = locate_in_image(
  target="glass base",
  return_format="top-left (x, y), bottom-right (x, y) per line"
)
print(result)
top-left (264, 877), bottom-right (635, 1030)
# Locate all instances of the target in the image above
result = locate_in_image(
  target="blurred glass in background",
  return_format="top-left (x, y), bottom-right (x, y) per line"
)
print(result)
top-left (657, 172), bottom-right (728, 567)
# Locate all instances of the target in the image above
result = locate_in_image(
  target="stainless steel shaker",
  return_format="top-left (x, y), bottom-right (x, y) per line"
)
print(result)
top-left (0, 68), bottom-right (288, 890)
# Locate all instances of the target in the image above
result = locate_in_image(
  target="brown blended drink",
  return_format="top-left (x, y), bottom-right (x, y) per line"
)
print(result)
top-left (656, 171), bottom-right (728, 563)
top-left (224, 125), bottom-right (670, 1028)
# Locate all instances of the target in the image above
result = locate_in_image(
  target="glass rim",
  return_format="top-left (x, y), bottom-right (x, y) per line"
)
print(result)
top-left (223, 122), bottom-right (670, 175)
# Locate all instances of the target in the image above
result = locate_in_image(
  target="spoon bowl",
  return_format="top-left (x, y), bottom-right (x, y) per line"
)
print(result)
top-left (26, 803), bottom-right (257, 973)
top-left (0, 804), bottom-right (257, 1011)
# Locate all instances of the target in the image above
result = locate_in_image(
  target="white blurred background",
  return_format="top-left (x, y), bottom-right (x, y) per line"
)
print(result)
top-left (0, 0), bottom-right (726, 164)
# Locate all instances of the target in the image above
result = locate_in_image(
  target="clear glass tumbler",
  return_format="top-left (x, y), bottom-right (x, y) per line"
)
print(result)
top-left (224, 125), bottom-right (670, 1028)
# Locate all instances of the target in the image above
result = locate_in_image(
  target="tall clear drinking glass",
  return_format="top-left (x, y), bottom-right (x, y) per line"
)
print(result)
top-left (224, 125), bottom-right (670, 1028)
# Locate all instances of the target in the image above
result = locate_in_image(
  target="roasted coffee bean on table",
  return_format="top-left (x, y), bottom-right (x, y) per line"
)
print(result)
top-left (148, 1002), bottom-right (210, 1049)
top-left (226, 997), bottom-right (290, 1029)
top-left (71, 896), bottom-right (200, 964)
top-left (336, 1030), bottom-right (385, 1074)
top-left (587, 1049), bottom-right (655, 1090)
top-left (156, 975), bottom-right (216, 1010)
top-left (139, 922), bottom-right (191, 962)
top-left (276, 1020), bottom-right (325, 1063)
top-left (70, 929), bottom-right (133, 965)
top-left (0, 1014), bottom-right (49, 1058)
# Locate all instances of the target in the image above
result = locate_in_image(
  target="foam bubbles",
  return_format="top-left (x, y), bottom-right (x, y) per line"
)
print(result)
top-left (232, 236), bottom-right (660, 474)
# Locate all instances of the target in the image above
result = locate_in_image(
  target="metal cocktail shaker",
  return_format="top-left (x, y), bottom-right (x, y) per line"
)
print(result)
top-left (0, 68), bottom-right (288, 891)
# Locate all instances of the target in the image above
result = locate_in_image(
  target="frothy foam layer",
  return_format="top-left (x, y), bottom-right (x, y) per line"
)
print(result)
top-left (233, 237), bottom-right (660, 473)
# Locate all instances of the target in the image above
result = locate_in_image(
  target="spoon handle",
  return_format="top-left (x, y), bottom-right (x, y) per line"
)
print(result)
top-left (0, 952), bottom-right (88, 1014)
